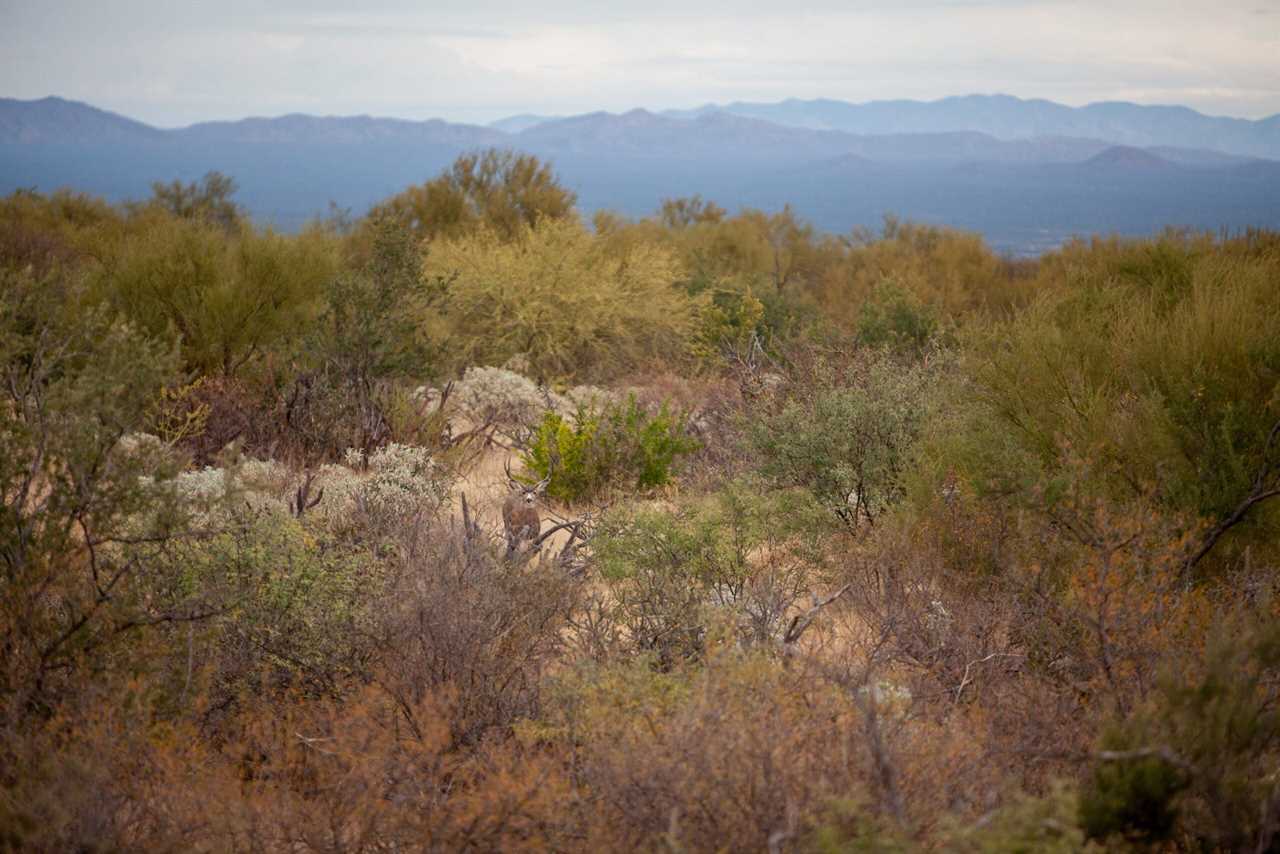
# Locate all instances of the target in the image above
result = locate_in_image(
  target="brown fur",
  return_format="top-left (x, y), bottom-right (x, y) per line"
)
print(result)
top-left (502, 488), bottom-right (542, 547)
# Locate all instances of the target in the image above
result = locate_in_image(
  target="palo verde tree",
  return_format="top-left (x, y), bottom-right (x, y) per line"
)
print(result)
top-left (144, 171), bottom-right (243, 232)
top-left (368, 148), bottom-right (578, 244)
top-left (943, 235), bottom-right (1280, 576)
top-left (91, 213), bottom-right (339, 377)
top-left (422, 217), bottom-right (698, 381)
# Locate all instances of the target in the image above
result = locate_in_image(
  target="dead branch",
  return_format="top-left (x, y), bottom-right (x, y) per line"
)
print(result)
top-left (953, 652), bottom-right (1024, 704)
top-left (1184, 416), bottom-right (1280, 575)
top-left (782, 583), bottom-right (851, 648)
top-left (291, 470), bottom-right (323, 518)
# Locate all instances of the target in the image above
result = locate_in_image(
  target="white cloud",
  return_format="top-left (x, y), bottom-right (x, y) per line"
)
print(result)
top-left (2, 0), bottom-right (1277, 124)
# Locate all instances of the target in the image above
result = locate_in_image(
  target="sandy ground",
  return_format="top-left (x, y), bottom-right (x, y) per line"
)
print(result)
top-left (446, 432), bottom-right (578, 560)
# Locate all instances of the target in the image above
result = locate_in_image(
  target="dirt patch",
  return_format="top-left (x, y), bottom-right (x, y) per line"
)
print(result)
top-left (447, 434), bottom-right (577, 559)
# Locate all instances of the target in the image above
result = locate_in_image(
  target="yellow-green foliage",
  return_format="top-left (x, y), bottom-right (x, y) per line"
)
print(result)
top-left (962, 247), bottom-right (1274, 517)
top-left (92, 216), bottom-right (339, 375)
top-left (424, 217), bottom-right (701, 379)
top-left (0, 188), bottom-right (122, 273)
top-left (595, 206), bottom-right (1019, 345)
top-left (590, 482), bottom-right (828, 663)
top-left (1079, 614), bottom-right (1280, 850)
top-left (142, 171), bottom-right (242, 232)
top-left (368, 148), bottom-right (577, 244)
top-left (936, 232), bottom-right (1280, 566)
top-left (155, 509), bottom-right (380, 699)
top-left (749, 348), bottom-right (944, 531)
top-left (942, 786), bottom-right (1088, 853)
top-left (820, 217), bottom-right (1025, 327)
top-left (520, 395), bottom-right (698, 502)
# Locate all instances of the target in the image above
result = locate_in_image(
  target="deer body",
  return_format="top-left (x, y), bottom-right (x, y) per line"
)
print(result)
top-left (501, 461), bottom-right (550, 552)
top-left (502, 489), bottom-right (541, 546)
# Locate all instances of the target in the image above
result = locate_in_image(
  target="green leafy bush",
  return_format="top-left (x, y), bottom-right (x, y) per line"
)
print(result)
top-left (941, 239), bottom-right (1280, 572)
top-left (521, 395), bottom-right (698, 502)
top-left (292, 215), bottom-right (443, 458)
top-left (590, 484), bottom-right (828, 666)
top-left (367, 148), bottom-right (577, 243)
top-left (91, 214), bottom-right (339, 376)
top-left (0, 265), bottom-right (189, 712)
top-left (748, 348), bottom-right (942, 531)
top-left (854, 279), bottom-right (939, 353)
top-left (1080, 615), bottom-right (1280, 850)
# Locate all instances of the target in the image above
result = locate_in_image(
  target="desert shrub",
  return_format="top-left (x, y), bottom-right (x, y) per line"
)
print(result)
top-left (590, 483), bottom-right (830, 665)
top-left (422, 217), bottom-right (700, 380)
top-left (91, 214), bottom-right (338, 376)
top-left (230, 686), bottom-right (576, 850)
top-left (520, 395), bottom-right (698, 502)
top-left (166, 374), bottom-right (283, 465)
top-left (828, 216), bottom-right (1022, 325)
top-left (448, 364), bottom-right (567, 428)
top-left (0, 677), bottom-right (575, 852)
top-left (142, 170), bottom-right (243, 232)
top-left (0, 188), bottom-right (119, 275)
top-left (854, 278), bottom-right (940, 354)
top-left (1079, 739), bottom-right (1187, 847)
top-left (944, 242), bottom-right (1280, 573)
top-left (692, 284), bottom-right (769, 361)
top-left (141, 446), bottom-right (449, 711)
top-left (748, 347), bottom-right (942, 532)
top-left (336, 443), bottom-right (452, 540)
top-left (1080, 613), bottom-right (1280, 850)
top-left (291, 215), bottom-right (443, 459)
top-left (0, 266), bottom-right (195, 715)
top-left (942, 786), bottom-right (1087, 853)
top-left (535, 653), bottom-right (875, 851)
top-left (150, 508), bottom-right (382, 707)
top-left (367, 148), bottom-right (577, 244)
top-left (374, 519), bottom-right (579, 747)
top-left (175, 443), bottom-right (452, 543)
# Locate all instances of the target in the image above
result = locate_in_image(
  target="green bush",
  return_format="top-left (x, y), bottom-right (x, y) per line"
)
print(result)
top-left (1080, 614), bottom-right (1280, 850)
top-left (943, 786), bottom-right (1088, 853)
top-left (591, 483), bottom-right (828, 665)
top-left (854, 279), bottom-right (939, 354)
top-left (941, 239), bottom-right (1280, 571)
top-left (292, 216), bottom-right (445, 459)
top-left (748, 348), bottom-right (942, 531)
top-left (520, 395), bottom-right (698, 502)
top-left (1078, 737), bottom-right (1187, 846)
top-left (1, 265), bottom-right (189, 713)
top-left (367, 148), bottom-right (577, 244)
top-left (150, 506), bottom-right (381, 705)
top-left (91, 214), bottom-right (339, 376)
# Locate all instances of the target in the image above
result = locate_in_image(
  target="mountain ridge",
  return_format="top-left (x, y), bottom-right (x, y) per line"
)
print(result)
top-left (659, 94), bottom-right (1280, 158)
top-left (2, 95), bottom-right (1278, 256)
top-left (3, 96), bottom-right (1274, 165)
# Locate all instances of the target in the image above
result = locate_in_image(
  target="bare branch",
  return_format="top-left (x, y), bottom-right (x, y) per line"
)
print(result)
top-left (1184, 416), bottom-right (1280, 575)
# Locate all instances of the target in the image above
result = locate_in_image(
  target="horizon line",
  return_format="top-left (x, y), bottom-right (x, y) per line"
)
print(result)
top-left (5, 92), bottom-right (1279, 132)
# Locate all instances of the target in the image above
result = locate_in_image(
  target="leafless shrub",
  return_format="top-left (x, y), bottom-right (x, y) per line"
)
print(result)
top-left (372, 515), bottom-right (581, 748)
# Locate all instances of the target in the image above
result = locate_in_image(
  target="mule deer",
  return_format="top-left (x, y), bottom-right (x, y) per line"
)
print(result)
top-left (502, 458), bottom-right (550, 553)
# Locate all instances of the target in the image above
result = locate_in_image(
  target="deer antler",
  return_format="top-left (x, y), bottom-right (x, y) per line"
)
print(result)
top-left (503, 456), bottom-right (524, 490)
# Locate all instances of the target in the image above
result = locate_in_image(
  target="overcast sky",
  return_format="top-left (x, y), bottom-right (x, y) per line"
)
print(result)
top-left (3, 0), bottom-right (1278, 126)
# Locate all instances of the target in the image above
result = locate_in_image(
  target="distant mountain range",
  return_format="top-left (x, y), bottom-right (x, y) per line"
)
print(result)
top-left (655, 94), bottom-right (1280, 159)
top-left (2, 95), bottom-right (1279, 255)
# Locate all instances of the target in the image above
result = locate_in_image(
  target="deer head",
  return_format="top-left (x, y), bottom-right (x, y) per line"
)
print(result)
top-left (501, 458), bottom-right (550, 550)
